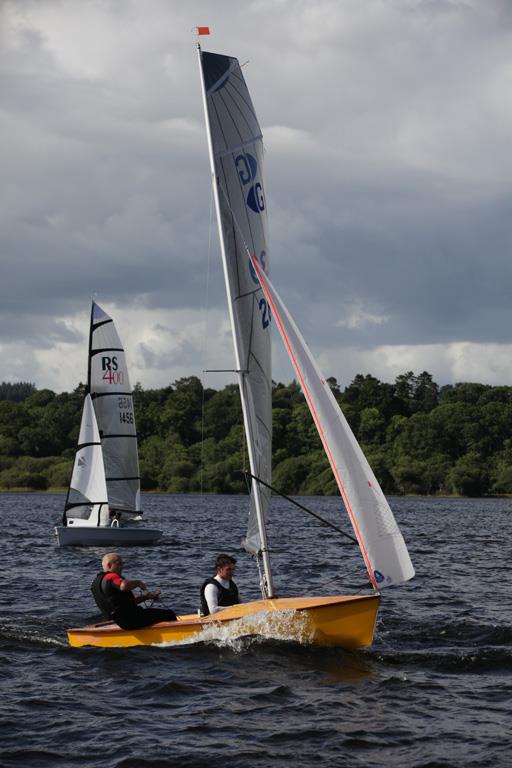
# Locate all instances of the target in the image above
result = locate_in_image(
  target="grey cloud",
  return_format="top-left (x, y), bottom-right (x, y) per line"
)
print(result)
top-left (3, 0), bottom-right (512, 389)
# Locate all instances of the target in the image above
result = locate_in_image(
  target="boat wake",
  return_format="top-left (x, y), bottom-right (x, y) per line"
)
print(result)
top-left (0, 624), bottom-right (67, 649)
top-left (157, 609), bottom-right (315, 651)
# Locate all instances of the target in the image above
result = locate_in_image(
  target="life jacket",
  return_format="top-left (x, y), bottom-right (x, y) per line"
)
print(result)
top-left (91, 572), bottom-right (135, 619)
top-left (200, 577), bottom-right (239, 616)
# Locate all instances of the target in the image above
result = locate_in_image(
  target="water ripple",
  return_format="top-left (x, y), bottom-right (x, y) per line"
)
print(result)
top-left (0, 493), bottom-right (511, 768)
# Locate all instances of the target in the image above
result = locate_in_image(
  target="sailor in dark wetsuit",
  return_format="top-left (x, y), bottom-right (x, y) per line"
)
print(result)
top-left (91, 552), bottom-right (177, 630)
top-left (200, 553), bottom-right (240, 616)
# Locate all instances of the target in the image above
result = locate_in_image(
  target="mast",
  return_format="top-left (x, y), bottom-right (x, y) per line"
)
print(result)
top-left (87, 300), bottom-right (94, 395)
top-left (197, 43), bottom-right (275, 598)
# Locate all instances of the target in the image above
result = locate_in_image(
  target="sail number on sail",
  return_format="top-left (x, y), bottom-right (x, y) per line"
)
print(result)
top-left (249, 252), bottom-right (272, 329)
top-left (117, 396), bottom-right (134, 425)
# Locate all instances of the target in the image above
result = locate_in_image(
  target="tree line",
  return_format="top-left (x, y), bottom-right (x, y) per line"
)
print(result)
top-left (1, 371), bottom-right (512, 497)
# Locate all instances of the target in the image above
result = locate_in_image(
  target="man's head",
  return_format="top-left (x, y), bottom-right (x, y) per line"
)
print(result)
top-left (102, 552), bottom-right (124, 575)
top-left (215, 553), bottom-right (237, 580)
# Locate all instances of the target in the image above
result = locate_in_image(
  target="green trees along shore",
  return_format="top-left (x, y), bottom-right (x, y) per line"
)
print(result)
top-left (1, 371), bottom-right (512, 496)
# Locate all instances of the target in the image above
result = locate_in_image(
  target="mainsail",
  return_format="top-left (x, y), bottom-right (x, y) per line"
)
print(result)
top-left (88, 301), bottom-right (141, 517)
top-left (251, 256), bottom-right (415, 589)
top-left (64, 394), bottom-right (109, 525)
top-left (198, 49), bottom-right (273, 584)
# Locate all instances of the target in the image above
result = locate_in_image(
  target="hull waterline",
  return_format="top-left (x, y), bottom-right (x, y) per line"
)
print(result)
top-left (67, 594), bottom-right (380, 649)
top-left (54, 526), bottom-right (163, 547)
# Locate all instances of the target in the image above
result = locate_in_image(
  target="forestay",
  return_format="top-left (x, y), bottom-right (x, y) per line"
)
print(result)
top-left (88, 302), bottom-right (141, 517)
top-left (251, 257), bottom-right (415, 589)
top-left (64, 394), bottom-right (109, 525)
top-left (199, 51), bottom-right (272, 558)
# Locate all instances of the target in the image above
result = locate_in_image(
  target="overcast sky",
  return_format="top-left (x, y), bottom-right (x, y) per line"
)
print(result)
top-left (2, 0), bottom-right (512, 393)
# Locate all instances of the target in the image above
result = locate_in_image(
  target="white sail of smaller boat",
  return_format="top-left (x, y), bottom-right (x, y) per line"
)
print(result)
top-left (62, 394), bottom-right (109, 527)
top-left (88, 301), bottom-right (141, 520)
top-left (54, 302), bottom-right (162, 547)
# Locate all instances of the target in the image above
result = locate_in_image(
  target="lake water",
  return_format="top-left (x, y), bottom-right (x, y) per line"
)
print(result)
top-left (0, 493), bottom-right (510, 767)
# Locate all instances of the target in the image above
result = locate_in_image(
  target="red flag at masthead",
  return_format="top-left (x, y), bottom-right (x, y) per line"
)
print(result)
top-left (196, 26), bottom-right (210, 35)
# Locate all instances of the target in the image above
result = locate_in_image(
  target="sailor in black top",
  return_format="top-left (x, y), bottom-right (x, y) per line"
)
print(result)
top-left (91, 552), bottom-right (177, 629)
top-left (200, 553), bottom-right (240, 616)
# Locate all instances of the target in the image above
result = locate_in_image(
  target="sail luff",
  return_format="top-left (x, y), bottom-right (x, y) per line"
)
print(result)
top-left (197, 45), bottom-right (275, 597)
top-left (87, 299), bottom-right (94, 395)
top-left (251, 255), bottom-right (414, 589)
top-left (197, 46), bottom-right (242, 376)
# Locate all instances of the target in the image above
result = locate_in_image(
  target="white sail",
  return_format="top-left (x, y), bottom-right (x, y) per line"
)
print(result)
top-left (251, 256), bottom-right (415, 589)
top-left (88, 301), bottom-right (141, 516)
top-left (198, 50), bottom-right (272, 567)
top-left (65, 394), bottom-right (109, 526)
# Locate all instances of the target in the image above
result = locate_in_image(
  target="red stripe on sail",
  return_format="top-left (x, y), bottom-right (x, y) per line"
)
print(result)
top-left (250, 254), bottom-right (378, 591)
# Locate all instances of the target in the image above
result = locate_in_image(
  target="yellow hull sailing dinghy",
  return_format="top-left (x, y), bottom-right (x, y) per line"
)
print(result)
top-left (67, 595), bottom-right (380, 649)
top-left (55, 302), bottom-right (162, 547)
top-left (66, 43), bottom-right (413, 649)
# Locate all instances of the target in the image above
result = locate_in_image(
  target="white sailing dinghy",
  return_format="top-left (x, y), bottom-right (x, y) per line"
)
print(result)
top-left (66, 46), bottom-right (412, 648)
top-left (55, 302), bottom-right (162, 546)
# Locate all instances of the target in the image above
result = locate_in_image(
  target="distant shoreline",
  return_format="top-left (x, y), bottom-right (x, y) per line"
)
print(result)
top-left (1, 487), bottom-right (511, 499)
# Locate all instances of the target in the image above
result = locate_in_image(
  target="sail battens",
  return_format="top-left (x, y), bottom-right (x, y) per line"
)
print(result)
top-left (90, 347), bottom-right (124, 356)
top-left (214, 135), bottom-right (263, 161)
top-left (217, 86), bottom-right (258, 149)
top-left (234, 287), bottom-right (262, 302)
top-left (92, 391), bottom-right (132, 399)
top-left (205, 60), bottom-right (238, 95)
top-left (65, 500), bottom-right (106, 510)
top-left (105, 476), bottom-right (141, 482)
top-left (92, 319), bottom-right (113, 331)
top-left (225, 77), bottom-right (261, 128)
top-left (76, 440), bottom-right (101, 449)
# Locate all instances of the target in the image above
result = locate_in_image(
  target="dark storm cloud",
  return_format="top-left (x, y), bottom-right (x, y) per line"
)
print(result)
top-left (268, 167), bottom-right (512, 351)
top-left (3, 0), bottom-right (512, 388)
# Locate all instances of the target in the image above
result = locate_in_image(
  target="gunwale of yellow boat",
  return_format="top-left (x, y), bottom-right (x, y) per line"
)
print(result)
top-left (67, 593), bottom-right (380, 649)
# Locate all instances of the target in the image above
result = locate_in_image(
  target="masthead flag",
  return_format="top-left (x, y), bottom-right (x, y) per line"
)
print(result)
top-left (196, 26), bottom-right (210, 35)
